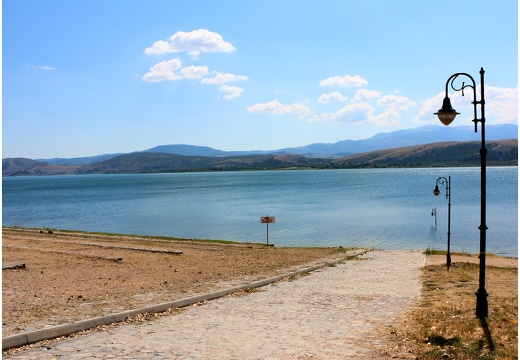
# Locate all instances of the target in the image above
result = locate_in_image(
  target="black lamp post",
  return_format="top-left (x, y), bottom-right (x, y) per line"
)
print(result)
top-left (433, 176), bottom-right (451, 271)
top-left (434, 67), bottom-right (488, 318)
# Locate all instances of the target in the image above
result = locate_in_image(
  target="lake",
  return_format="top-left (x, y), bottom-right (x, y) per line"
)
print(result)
top-left (2, 167), bottom-right (518, 257)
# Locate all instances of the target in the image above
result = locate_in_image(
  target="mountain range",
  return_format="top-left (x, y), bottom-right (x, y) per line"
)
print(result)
top-left (2, 124), bottom-right (517, 176)
top-left (33, 124), bottom-right (518, 165)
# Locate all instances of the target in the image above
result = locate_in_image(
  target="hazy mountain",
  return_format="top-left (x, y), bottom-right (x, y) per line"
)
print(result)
top-left (143, 144), bottom-right (274, 157)
top-left (143, 145), bottom-right (228, 157)
top-left (277, 124), bottom-right (518, 156)
top-left (36, 153), bottom-right (123, 166)
top-left (143, 124), bottom-right (517, 159)
top-left (22, 123), bottom-right (519, 166)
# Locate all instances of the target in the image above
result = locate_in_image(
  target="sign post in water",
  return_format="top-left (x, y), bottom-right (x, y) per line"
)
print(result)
top-left (260, 215), bottom-right (275, 245)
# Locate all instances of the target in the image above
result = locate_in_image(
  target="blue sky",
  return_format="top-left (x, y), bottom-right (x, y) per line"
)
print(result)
top-left (2, 0), bottom-right (518, 159)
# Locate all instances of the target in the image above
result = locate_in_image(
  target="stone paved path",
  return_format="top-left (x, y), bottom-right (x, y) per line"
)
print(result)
top-left (5, 250), bottom-right (425, 359)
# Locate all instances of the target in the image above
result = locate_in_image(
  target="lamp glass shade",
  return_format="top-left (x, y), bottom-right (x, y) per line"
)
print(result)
top-left (434, 96), bottom-right (460, 126)
top-left (433, 186), bottom-right (441, 196)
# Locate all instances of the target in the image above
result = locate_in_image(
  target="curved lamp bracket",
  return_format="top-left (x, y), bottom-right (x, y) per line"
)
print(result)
top-left (446, 72), bottom-right (477, 98)
top-left (436, 68), bottom-right (485, 133)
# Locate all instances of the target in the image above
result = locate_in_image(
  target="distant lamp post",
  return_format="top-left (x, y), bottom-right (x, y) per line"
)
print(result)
top-left (431, 208), bottom-right (437, 226)
top-left (433, 176), bottom-right (451, 271)
top-left (434, 67), bottom-right (488, 318)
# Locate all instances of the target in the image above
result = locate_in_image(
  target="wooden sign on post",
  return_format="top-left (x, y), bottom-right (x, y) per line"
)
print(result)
top-left (260, 215), bottom-right (275, 245)
top-left (260, 216), bottom-right (275, 224)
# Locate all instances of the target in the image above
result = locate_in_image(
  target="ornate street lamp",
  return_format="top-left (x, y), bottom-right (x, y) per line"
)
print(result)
top-left (434, 67), bottom-right (488, 318)
top-left (433, 176), bottom-right (451, 271)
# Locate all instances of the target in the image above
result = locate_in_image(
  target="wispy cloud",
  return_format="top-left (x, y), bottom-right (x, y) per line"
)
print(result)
top-left (377, 94), bottom-right (416, 111)
top-left (315, 74), bottom-right (407, 124)
top-left (142, 62), bottom-right (247, 85)
top-left (220, 85), bottom-right (244, 100)
top-left (353, 89), bottom-right (381, 103)
top-left (320, 102), bottom-right (373, 124)
top-left (311, 100), bottom-right (413, 127)
top-left (247, 99), bottom-right (311, 118)
top-left (482, 86), bottom-right (518, 124)
top-left (32, 65), bottom-right (55, 71)
top-left (201, 73), bottom-right (248, 84)
top-left (320, 74), bottom-right (368, 87)
top-left (413, 85), bottom-right (518, 125)
top-left (252, 73), bottom-right (417, 126)
top-left (180, 65), bottom-right (210, 79)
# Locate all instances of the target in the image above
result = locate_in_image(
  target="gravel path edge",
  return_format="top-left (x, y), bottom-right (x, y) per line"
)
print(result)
top-left (2, 248), bottom-right (372, 351)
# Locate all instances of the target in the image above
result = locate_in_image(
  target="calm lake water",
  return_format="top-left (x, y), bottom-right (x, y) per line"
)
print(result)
top-left (2, 167), bottom-right (518, 257)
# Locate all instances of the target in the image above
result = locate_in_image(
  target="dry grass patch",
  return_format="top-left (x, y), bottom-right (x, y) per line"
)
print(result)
top-left (380, 262), bottom-right (517, 359)
top-left (2, 227), bottom-right (355, 338)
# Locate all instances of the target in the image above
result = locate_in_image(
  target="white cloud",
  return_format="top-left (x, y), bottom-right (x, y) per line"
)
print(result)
top-left (370, 109), bottom-right (402, 126)
top-left (311, 94), bottom-right (414, 127)
top-left (255, 74), bottom-right (416, 127)
top-left (317, 91), bottom-right (349, 104)
top-left (413, 85), bottom-right (518, 125)
top-left (413, 92), bottom-right (446, 124)
top-left (247, 99), bottom-right (312, 118)
top-left (353, 89), bottom-right (381, 102)
top-left (377, 94), bottom-right (416, 111)
top-left (309, 113), bottom-right (333, 122)
top-left (485, 86), bottom-right (518, 124)
top-left (32, 65), bottom-right (55, 71)
top-left (201, 73), bottom-right (248, 84)
top-left (145, 29), bottom-right (236, 55)
top-left (180, 65), bottom-right (209, 79)
top-left (141, 62), bottom-right (248, 86)
top-left (320, 74), bottom-right (368, 87)
top-left (331, 102), bottom-right (373, 124)
top-left (220, 85), bottom-right (244, 100)
top-left (188, 51), bottom-right (200, 59)
top-left (141, 61), bottom-right (211, 82)
top-left (141, 58), bottom-right (183, 82)
top-left (144, 40), bottom-right (171, 55)
top-left (142, 29), bottom-right (246, 90)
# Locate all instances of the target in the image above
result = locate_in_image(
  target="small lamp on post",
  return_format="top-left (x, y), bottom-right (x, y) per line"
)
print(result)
top-left (433, 176), bottom-right (451, 271)
top-left (434, 67), bottom-right (488, 318)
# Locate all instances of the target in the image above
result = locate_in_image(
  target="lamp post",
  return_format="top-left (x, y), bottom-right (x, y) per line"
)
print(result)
top-left (434, 67), bottom-right (488, 318)
top-left (433, 176), bottom-right (451, 271)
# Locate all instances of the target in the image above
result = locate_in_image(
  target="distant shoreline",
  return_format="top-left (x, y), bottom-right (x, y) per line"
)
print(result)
top-left (4, 226), bottom-right (518, 261)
